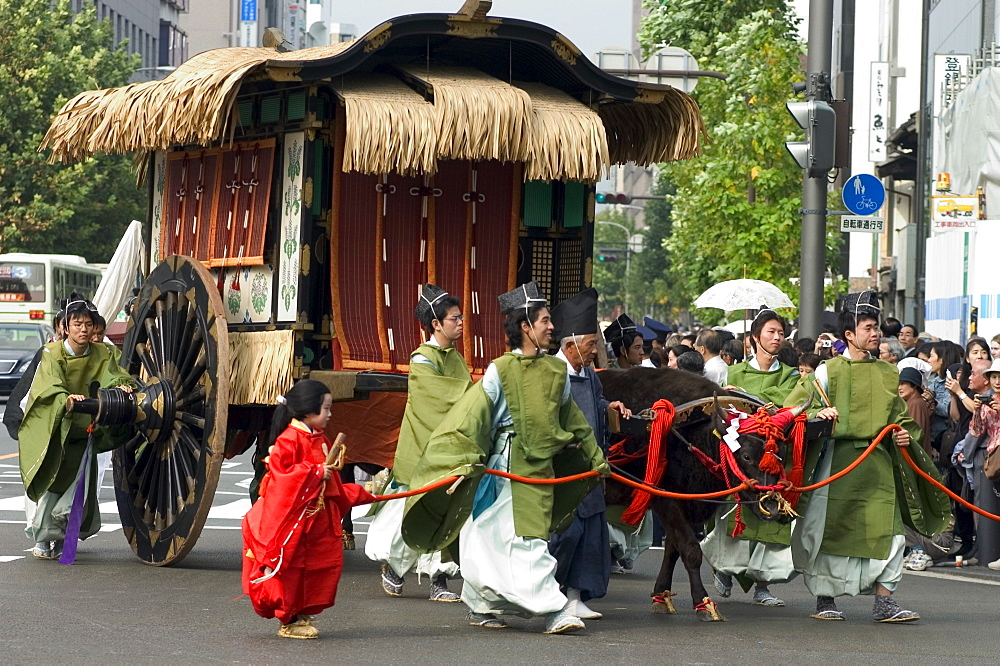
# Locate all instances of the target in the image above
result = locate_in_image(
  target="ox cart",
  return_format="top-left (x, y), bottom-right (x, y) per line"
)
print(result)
top-left (42, 2), bottom-right (704, 565)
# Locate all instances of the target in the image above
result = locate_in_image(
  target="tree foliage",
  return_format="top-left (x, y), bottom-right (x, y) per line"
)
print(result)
top-left (592, 208), bottom-right (632, 320)
top-left (639, 0), bottom-right (790, 59)
top-left (629, 175), bottom-right (682, 322)
top-left (0, 0), bottom-right (142, 262)
top-left (640, 4), bottom-right (843, 322)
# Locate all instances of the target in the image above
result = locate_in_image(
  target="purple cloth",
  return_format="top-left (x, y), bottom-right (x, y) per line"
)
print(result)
top-left (59, 438), bottom-right (92, 565)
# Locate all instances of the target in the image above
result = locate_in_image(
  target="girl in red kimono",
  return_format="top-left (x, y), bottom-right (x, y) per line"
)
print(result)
top-left (242, 379), bottom-right (374, 639)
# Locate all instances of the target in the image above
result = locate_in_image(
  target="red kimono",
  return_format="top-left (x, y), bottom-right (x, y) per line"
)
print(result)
top-left (242, 421), bottom-right (374, 623)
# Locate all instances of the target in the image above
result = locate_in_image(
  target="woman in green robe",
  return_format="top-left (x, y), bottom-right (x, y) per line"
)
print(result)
top-left (20, 297), bottom-right (135, 560)
top-left (707, 310), bottom-right (801, 606)
top-left (725, 309), bottom-right (800, 404)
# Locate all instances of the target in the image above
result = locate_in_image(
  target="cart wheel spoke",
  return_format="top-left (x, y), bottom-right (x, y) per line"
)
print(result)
top-left (114, 255), bottom-right (229, 566)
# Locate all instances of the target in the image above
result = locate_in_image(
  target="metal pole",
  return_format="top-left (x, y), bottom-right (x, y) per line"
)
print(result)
top-left (598, 220), bottom-right (631, 312)
top-left (799, 0), bottom-right (834, 339)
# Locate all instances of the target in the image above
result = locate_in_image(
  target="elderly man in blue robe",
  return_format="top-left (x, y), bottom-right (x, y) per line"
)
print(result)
top-left (549, 288), bottom-right (631, 619)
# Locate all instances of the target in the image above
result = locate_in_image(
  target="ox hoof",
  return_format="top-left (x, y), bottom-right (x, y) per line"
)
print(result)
top-left (694, 597), bottom-right (726, 622)
top-left (651, 590), bottom-right (677, 614)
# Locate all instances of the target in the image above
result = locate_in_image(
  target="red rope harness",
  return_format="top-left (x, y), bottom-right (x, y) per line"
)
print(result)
top-left (620, 399), bottom-right (675, 525)
top-left (607, 435), bottom-right (648, 465)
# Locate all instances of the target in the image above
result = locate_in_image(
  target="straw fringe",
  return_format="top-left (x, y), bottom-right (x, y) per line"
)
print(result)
top-left (600, 92), bottom-right (706, 165)
top-left (397, 66), bottom-right (533, 164)
top-left (42, 43), bottom-right (356, 163)
top-left (333, 75), bottom-right (437, 176)
top-left (41, 43), bottom-right (703, 178)
top-left (517, 82), bottom-right (609, 183)
top-left (228, 329), bottom-right (295, 405)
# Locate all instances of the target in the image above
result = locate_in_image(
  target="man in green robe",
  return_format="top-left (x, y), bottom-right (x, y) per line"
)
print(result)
top-left (401, 282), bottom-right (610, 634)
top-left (365, 283), bottom-right (472, 602)
top-left (20, 297), bottom-right (135, 560)
top-left (784, 291), bottom-right (949, 622)
top-left (710, 309), bottom-right (801, 605)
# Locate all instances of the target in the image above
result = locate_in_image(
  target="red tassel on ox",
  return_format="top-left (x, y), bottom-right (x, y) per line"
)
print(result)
top-left (783, 415), bottom-right (808, 508)
top-left (758, 440), bottom-right (784, 475)
top-left (620, 399), bottom-right (675, 525)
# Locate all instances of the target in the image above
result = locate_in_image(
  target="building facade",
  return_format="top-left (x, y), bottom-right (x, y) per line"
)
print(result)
top-left (70, 0), bottom-right (186, 77)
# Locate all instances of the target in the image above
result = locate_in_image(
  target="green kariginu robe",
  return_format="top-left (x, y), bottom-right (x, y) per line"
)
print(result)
top-left (726, 359), bottom-right (800, 406)
top-left (392, 342), bottom-right (472, 486)
top-left (784, 356), bottom-right (949, 560)
top-left (20, 341), bottom-right (135, 539)
top-left (720, 359), bottom-right (800, 545)
top-left (401, 352), bottom-right (610, 553)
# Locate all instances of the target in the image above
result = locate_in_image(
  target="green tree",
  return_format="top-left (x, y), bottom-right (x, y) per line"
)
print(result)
top-left (592, 208), bottom-right (632, 319)
top-left (0, 0), bottom-right (143, 262)
top-left (630, 174), bottom-right (680, 323)
top-left (639, 0), bottom-right (790, 59)
top-left (640, 5), bottom-right (843, 323)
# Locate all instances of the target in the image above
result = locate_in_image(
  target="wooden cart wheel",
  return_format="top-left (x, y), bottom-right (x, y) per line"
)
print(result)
top-left (113, 255), bottom-right (230, 566)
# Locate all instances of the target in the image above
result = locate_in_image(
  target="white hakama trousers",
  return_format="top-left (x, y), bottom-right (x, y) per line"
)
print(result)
top-left (700, 522), bottom-right (798, 585)
top-left (460, 467), bottom-right (566, 617)
top-left (365, 482), bottom-right (459, 580)
top-left (792, 444), bottom-right (905, 597)
top-left (608, 510), bottom-right (654, 563)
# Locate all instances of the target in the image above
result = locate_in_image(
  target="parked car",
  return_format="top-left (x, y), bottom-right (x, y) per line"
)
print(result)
top-left (0, 323), bottom-right (55, 397)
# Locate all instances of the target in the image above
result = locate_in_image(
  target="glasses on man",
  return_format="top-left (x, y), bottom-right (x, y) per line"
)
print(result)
top-left (444, 315), bottom-right (464, 322)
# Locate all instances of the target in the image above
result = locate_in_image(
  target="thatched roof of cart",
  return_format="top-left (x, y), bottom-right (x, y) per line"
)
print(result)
top-left (41, 10), bottom-right (705, 180)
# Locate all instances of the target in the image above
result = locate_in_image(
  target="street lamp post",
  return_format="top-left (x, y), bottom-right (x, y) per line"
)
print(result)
top-left (598, 220), bottom-right (632, 312)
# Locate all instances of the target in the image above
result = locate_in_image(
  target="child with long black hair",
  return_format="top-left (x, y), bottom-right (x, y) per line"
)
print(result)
top-left (242, 379), bottom-right (374, 639)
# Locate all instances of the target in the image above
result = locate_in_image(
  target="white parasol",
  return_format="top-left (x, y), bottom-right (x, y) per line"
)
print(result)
top-left (720, 319), bottom-right (756, 334)
top-left (694, 279), bottom-right (795, 312)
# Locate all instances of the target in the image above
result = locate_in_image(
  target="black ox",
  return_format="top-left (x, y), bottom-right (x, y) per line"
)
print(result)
top-left (599, 367), bottom-right (804, 621)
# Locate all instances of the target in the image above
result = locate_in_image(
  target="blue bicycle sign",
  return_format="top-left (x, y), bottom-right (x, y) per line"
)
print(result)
top-left (842, 174), bottom-right (885, 216)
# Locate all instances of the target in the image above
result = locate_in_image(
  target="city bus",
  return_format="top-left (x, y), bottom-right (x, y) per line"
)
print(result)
top-left (0, 253), bottom-right (102, 324)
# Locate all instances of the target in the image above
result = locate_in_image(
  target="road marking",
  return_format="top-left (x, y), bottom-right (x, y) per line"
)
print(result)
top-left (0, 555), bottom-right (24, 562)
top-left (0, 496), bottom-right (24, 512)
top-left (208, 499), bottom-right (251, 520)
top-left (904, 569), bottom-right (1000, 586)
top-left (0, 453), bottom-right (18, 460)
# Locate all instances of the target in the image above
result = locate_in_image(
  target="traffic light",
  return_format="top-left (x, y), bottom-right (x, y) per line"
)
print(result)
top-left (596, 192), bottom-right (632, 205)
top-left (785, 100), bottom-right (836, 177)
top-left (596, 247), bottom-right (623, 262)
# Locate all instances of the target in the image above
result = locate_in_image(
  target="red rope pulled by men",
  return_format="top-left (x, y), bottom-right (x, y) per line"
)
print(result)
top-left (360, 422), bottom-right (1000, 524)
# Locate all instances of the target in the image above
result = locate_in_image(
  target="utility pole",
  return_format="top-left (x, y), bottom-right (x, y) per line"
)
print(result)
top-left (798, 0), bottom-right (834, 339)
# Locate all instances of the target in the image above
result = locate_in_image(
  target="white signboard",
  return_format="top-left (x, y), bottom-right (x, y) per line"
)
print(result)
top-left (278, 132), bottom-right (305, 321)
top-left (932, 195), bottom-right (979, 232)
top-left (240, 21), bottom-right (258, 47)
top-left (283, 1), bottom-right (302, 50)
top-left (933, 53), bottom-right (971, 117)
top-left (869, 62), bottom-right (888, 162)
top-left (840, 216), bottom-right (885, 233)
top-left (150, 152), bottom-right (166, 266)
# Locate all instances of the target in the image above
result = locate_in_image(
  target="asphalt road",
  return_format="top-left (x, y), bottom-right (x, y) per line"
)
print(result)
top-left (2, 410), bottom-right (1000, 664)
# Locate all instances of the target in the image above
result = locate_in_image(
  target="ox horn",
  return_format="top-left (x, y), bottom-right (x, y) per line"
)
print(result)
top-left (788, 396), bottom-right (812, 417)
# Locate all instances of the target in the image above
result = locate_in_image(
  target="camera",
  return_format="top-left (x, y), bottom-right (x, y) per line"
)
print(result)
top-left (975, 394), bottom-right (993, 404)
top-left (821, 340), bottom-right (833, 348)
